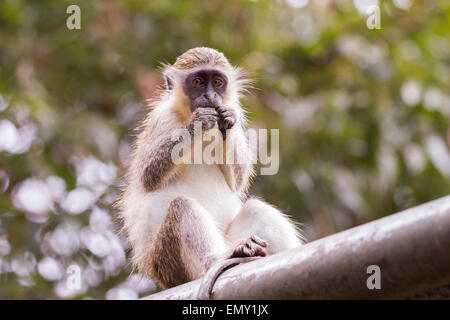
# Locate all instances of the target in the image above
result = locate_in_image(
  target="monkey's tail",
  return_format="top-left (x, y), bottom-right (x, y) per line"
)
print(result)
top-left (197, 257), bottom-right (261, 300)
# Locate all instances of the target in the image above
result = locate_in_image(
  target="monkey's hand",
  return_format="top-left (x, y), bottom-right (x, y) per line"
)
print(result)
top-left (188, 107), bottom-right (219, 132)
top-left (216, 106), bottom-right (237, 139)
top-left (229, 235), bottom-right (268, 258)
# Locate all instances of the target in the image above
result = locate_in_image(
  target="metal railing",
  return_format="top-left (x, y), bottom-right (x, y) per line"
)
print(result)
top-left (144, 195), bottom-right (450, 299)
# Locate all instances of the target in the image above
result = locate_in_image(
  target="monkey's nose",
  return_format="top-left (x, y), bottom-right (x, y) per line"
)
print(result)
top-left (204, 92), bottom-right (215, 102)
top-left (202, 94), bottom-right (216, 107)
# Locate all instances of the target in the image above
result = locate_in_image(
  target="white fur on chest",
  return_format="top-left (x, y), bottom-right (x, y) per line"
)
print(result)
top-left (144, 164), bottom-right (242, 233)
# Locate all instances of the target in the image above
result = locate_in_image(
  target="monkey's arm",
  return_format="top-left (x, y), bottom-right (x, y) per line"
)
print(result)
top-left (215, 106), bottom-right (254, 193)
top-left (142, 107), bottom-right (219, 192)
top-left (142, 137), bottom-right (181, 192)
top-left (219, 124), bottom-right (255, 193)
top-left (220, 162), bottom-right (253, 193)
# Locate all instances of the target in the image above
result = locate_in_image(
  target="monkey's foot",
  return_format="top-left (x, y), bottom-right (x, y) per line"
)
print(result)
top-left (230, 235), bottom-right (268, 258)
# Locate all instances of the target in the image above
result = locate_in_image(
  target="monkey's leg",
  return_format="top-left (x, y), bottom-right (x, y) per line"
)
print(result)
top-left (149, 196), bottom-right (227, 289)
top-left (226, 198), bottom-right (304, 255)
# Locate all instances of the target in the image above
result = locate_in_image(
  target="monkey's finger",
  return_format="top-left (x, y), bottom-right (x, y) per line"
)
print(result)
top-left (216, 106), bottom-right (229, 113)
top-left (202, 115), bottom-right (219, 122)
top-left (203, 122), bottom-right (218, 130)
top-left (218, 110), bottom-right (235, 118)
top-left (194, 111), bottom-right (218, 121)
top-left (233, 244), bottom-right (251, 257)
top-left (251, 235), bottom-right (268, 247)
top-left (254, 246), bottom-right (267, 257)
top-left (222, 117), bottom-right (236, 128)
top-left (215, 105), bottom-right (226, 111)
top-left (218, 120), bottom-right (227, 130)
top-left (195, 113), bottom-right (219, 123)
top-left (207, 116), bottom-right (220, 125)
top-left (198, 108), bottom-right (219, 115)
top-left (245, 247), bottom-right (256, 256)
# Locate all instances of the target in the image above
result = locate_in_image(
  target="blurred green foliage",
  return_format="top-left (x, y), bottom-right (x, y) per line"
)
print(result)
top-left (0, 0), bottom-right (449, 299)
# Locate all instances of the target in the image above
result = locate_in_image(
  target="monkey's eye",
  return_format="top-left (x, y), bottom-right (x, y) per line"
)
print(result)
top-left (212, 78), bottom-right (223, 88)
top-left (192, 78), bottom-right (203, 87)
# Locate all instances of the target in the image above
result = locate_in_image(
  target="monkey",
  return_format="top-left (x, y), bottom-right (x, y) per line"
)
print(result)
top-left (118, 47), bottom-right (304, 292)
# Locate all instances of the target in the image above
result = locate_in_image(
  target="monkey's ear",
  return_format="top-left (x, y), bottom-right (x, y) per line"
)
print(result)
top-left (164, 75), bottom-right (174, 91)
top-left (162, 64), bottom-right (175, 91)
top-left (162, 65), bottom-right (184, 91)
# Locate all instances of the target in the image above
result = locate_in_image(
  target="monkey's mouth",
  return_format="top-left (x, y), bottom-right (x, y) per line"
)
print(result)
top-left (193, 100), bottom-right (221, 110)
top-left (190, 103), bottom-right (213, 113)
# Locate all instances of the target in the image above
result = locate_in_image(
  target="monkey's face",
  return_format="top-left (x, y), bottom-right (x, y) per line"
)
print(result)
top-left (182, 69), bottom-right (228, 112)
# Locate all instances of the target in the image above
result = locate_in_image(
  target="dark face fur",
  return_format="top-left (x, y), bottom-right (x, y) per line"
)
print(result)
top-left (182, 69), bottom-right (228, 112)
